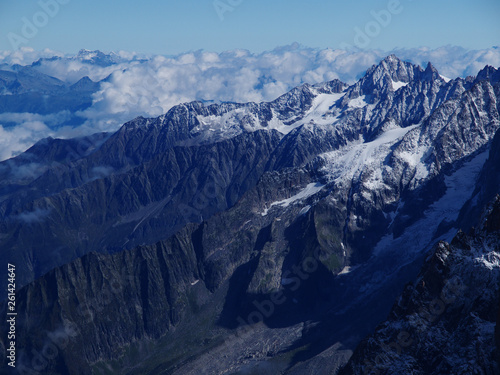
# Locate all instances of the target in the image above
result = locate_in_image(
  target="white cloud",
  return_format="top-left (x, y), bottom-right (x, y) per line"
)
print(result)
top-left (87, 166), bottom-right (114, 182)
top-left (0, 121), bottom-right (52, 160)
top-left (0, 111), bottom-right (72, 126)
top-left (11, 208), bottom-right (51, 224)
top-left (0, 111), bottom-right (78, 160)
top-left (34, 58), bottom-right (142, 84)
top-left (0, 47), bottom-right (64, 66)
top-left (8, 162), bottom-right (47, 180)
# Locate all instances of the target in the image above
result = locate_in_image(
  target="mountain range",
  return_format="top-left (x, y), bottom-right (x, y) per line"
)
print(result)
top-left (0, 55), bottom-right (499, 374)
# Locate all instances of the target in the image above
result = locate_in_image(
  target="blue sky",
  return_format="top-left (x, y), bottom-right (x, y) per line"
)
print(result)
top-left (0, 0), bottom-right (499, 54)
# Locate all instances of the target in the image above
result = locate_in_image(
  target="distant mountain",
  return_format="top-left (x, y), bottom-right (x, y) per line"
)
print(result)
top-left (31, 49), bottom-right (128, 68)
top-left (0, 56), bottom-right (499, 374)
top-left (74, 49), bottom-right (122, 66)
top-left (0, 64), bottom-right (100, 123)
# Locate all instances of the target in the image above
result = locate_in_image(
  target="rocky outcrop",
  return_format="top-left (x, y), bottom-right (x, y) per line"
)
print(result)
top-left (340, 197), bottom-right (500, 375)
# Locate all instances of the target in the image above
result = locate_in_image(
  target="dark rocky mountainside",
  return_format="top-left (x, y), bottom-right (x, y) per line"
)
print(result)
top-left (0, 128), bottom-right (282, 290)
top-left (1, 56), bottom-right (500, 374)
top-left (340, 196), bottom-right (500, 375)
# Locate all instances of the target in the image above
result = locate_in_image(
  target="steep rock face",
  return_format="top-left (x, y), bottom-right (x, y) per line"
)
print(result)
top-left (340, 197), bottom-right (500, 375)
top-left (0, 167), bottom-right (328, 374)
top-left (458, 106), bottom-right (500, 231)
top-left (0, 130), bottom-right (282, 290)
top-left (0, 75), bottom-right (347, 293)
top-left (7, 226), bottom-right (201, 374)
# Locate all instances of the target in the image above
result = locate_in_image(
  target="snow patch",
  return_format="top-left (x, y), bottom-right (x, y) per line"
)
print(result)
top-left (297, 93), bottom-right (344, 126)
top-left (348, 95), bottom-right (368, 108)
top-left (397, 145), bottom-right (430, 181)
top-left (261, 182), bottom-right (325, 216)
top-left (298, 205), bottom-right (311, 216)
top-left (339, 265), bottom-right (361, 275)
top-left (321, 124), bottom-right (420, 189)
top-left (193, 92), bottom-right (345, 141)
top-left (194, 108), bottom-right (245, 136)
top-left (475, 251), bottom-right (500, 270)
top-left (391, 80), bottom-right (408, 91)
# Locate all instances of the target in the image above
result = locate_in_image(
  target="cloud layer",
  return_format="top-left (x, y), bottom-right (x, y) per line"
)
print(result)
top-left (0, 45), bottom-right (499, 161)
